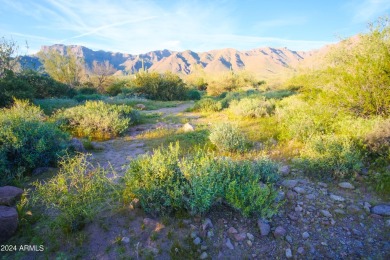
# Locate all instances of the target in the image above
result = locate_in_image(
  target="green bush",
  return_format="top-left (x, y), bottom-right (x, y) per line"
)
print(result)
top-left (364, 119), bottom-right (390, 157)
top-left (133, 71), bottom-right (187, 101)
top-left (229, 97), bottom-right (275, 118)
top-left (32, 154), bottom-right (118, 233)
top-left (54, 101), bottom-right (139, 140)
top-left (34, 98), bottom-right (79, 115)
top-left (192, 98), bottom-right (222, 112)
top-left (0, 100), bottom-right (69, 185)
top-left (209, 123), bottom-right (249, 152)
top-left (77, 86), bottom-right (98, 95)
top-left (123, 143), bottom-right (280, 218)
top-left (296, 135), bottom-right (363, 179)
top-left (186, 89), bottom-right (201, 100)
top-left (73, 93), bottom-right (103, 102)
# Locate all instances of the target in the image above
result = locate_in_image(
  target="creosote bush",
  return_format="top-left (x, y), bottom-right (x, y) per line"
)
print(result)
top-left (229, 97), bottom-right (275, 118)
top-left (0, 100), bottom-right (69, 185)
top-left (54, 101), bottom-right (140, 140)
top-left (124, 143), bottom-right (280, 218)
top-left (192, 98), bottom-right (222, 112)
top-left (33, 154), bottom-right (119, 233)
top-left (209, 123), bottom-right (250, 153)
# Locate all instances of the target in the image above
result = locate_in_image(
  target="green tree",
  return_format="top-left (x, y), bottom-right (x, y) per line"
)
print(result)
top-left (0, 37), bottom-right (19, 79)
top-left (38, 48), bottom-right (85, 86)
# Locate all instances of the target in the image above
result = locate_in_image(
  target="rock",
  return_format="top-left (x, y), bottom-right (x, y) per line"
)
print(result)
top-left (70, 138), bottom-right (86, 153)
top-left (202, 218), bottom-right (213, 231)
top-left (129, 198), bottom-right (141, 209)
top-left (302, 232), bottom-right (310, 239)
top-left (279, 165), bottom-right (290, 176)
top-left (121, 237), bottom-right (130, 243)
top-left (286, 248), bottom-right (293, 258)
top-left (246, 233), bottom-right (254, 241)
top-left (317, 182), bottom-right (328, 188)
top-left (201, 245), bottom-right (208, 250)
top-left (285, 235), bottom-right (293, 243)
top-left (288, 212), bottom-right (299, 221)
top-left (91, 142), bottom-right (105, 150)
top-left (0, 206), bottom-right (18, 243)
top-left (276, 191), bottom-right (285, 202)
top-left (297, 247), bottom-right (305, 254)
top-left (347, 204), bottom-right (361, 214)
top-left (193, 237), bottom-right (201, 245)
top-left (295, 205), bottom-right (303, 212)
top-left (286, 191), bottom-right (297, 200)
top-left (273, 226), bottom-right (287, 239)
top-left (234, 233), bottom-right (246, 242)
top-left (200, 252), bottom-right (208, 259)
top-left (190, 231), bottom-right (198, 238)
top-left (338, 182), bottom-right (355, 189)
top-left (305, 194), bottom-right (316, 200)
top-left (293, 187), bottom-right (306, 194)
top-left (330, 194), bottom-right (345, 202)
top-left (182, 123), bottom-right (195, 132)
top-left (0, 186), bottom-right (23, 206)
top-left (31, 167), bottom-right (57, 176)
top-left (258, 219), bottom-right (270, 236)
top-left (363, 202), bottom-right (371, 213)
top-left (225, 238), bottom-right (234, 250)
top-left (135, 104), bottom-right (146, 110)
top-left (281, 180), bottom-right (298, 188)
top-left (371, 204), bottom-right (390, 216)
top-left (334, 209), bottom-right (346, 215)
top-left (207, 230), bottom-right (214, 238)
top-left (143, 218), bottom-right (156, 226)
top-left (320, 210), bottom-right (332, 218)
top-left (386, 219), bottom-right (390, 227)
top-left (228, 227), bottom-right (238, 234)
top-left (247, 240), bottom-right (253, 247)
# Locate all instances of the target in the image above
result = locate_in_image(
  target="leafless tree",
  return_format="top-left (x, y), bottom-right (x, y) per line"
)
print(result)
top-left (91, 60), bottom-right (116, 91)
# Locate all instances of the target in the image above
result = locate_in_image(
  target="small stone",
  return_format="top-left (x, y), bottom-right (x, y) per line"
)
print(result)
top-left (183, 123), bottom-right (195, 132)
top-left (288, 212), bottom-right (299, 221)
top-left (338, 182), bottom-right (355, 189)
top-left (193, 237), bottom-right (201, 245)
top-left (207, 230), bottom-right (214, 238)
top-left (276, 191), bottom-right (285, 202)
top-left (293, 187), bottom-right (306, 194)
top-left (200, 252), bottom-right (208, 259)
top-left (285, 235), bottom-right (293, 243)
top-left (246, 233), bottom-right (254, 241)
top-left (234, 233), bottom-right (246, 242)
top-left (297, 247), bottom-right (305, 254)
top-left (321, 242), bottom-right (328, 246)
top-left (201, 245), bottom-right (208, 250)
top-left (286, 191), bottom-right (297, 200)
top-left (228, 227), bottom-right (238, 234)
top-left (258, 219), bottom-right (270, 236)
top-left (225, 238), bottom-right (234, 250)
top-left (0, 186), bottom-right (23, 206)
top-left (247, 240), bottom-right (253, 247)
top-left (317, 182), bottom-right (328, 188)
top-left (286, 248), bottom-right (293, 258)
top-left (202, 218), bottom-right (213, 231)
top-left (295, 206), bottom-right (303, 212)
top-left (302, 232), bottom-right (310, 239)
top-left (330, 194), bottom-right (345, 202)
top-left (281, 180), bottom-right (298, 188)
top-left (121, 237), bottom-right (130, 243)
top-left (347, 204), bottom-right (361, 214)
top-left (305, 194), bottom-right (316, 200)
top-left (363, 202), bottom-right (371, 213)
top-left (320, 210), bottom-right (332, 217)
top-left (386, 219), bottom-right (390, 227)
top-left (191, 231), bottom-right (198, 238)
top-left (279, 165), bottom-right (290, 176)
top-left (371, 204), bottom-right (390, 216)
top-left (273, 226), bottom-right (287, 239)
top-left (330, 218), bottom-right (336, 225)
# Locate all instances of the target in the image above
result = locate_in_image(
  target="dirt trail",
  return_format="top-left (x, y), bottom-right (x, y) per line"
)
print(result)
top-left (89, 102), bottom-right (194, 175)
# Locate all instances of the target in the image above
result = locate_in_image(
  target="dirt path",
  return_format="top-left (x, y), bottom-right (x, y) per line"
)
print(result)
top-left (89, 102), bottom-right (194, 175)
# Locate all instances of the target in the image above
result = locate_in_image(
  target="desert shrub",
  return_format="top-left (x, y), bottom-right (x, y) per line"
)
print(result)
top-left (364, 119), bottom-right (390, 156)
top-left (186, 89), bottom-right (201, 100)
top-left (124, 143), bottom-right (280, 218)
top-left (0, 100), bottom-right (69, 184)
top-left (77, 86), bottom-right (98, 95)
top-left (296, 135), bottom-right (363, 179)
top-left (73, 93), bottom-right (103, 102)
top-left (32, 154), bottom-right (118, 233)
top-left (209, 123), bottom-right (249, 152)
top-left (34, 98), bottom-right (79, 115)
top-left (192, 98), bottom-right (222, 112)
top-left (54, 101), bottom-right (139, 139)
top-left (229, 97), bottom-right (275, 118)
top-left (0, 71), bottom-right (35, 107)
top-left (133, 71), bottom-right (187, 101)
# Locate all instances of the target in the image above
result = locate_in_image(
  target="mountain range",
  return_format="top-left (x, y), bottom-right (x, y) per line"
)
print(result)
top-left (25, 44), bottom-right (329, 79)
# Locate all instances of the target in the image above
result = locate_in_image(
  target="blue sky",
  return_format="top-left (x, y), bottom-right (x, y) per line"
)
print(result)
top-left (1, 0), bottom-right (389, 54)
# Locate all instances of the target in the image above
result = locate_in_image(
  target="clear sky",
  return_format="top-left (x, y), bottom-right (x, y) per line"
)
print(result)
top-left (1, 0), bottom-right (389, 54)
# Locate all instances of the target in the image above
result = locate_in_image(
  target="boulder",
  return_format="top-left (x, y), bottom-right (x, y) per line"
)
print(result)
top-left (371, 204), bottom-right (390, 216)
top-left (0, 206), bottom-right (18, 243)
top-left (273, 226), bottom-right (287, 238)
top-left (0, 186), bottom-right (23, 206)
top-left (182, 123), bottom-right (195, 132)
top-left (279, 165), bottom-right (290, 176)
top-left (70, 138), bottom-right (86, 153)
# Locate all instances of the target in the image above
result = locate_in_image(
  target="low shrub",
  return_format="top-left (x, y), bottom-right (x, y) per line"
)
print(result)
top-left (123, 143), bottom-right (280, 218)
top-left (296, 135), bottom-right (363, 179)
top-left (77, 86), bottom-right (98, 95)
top-left (0, 100), bottom-right (69, 185)
top-left (229, 97), bottom-right (275, 118)
top-left (209, 123), bottom-right (249, 153)
top-left (186, 89), bottom-right (201, 100)
top-left (192, 98), bottom-right (222, 112)
top-left (73, 94), bottom-right (103, 102)
top-left (32, 154), bottom-right (118, 233)
top-left (54, 101), bottom-right (140, 140)
top-left (34, 98), bottom-right (79, 115)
